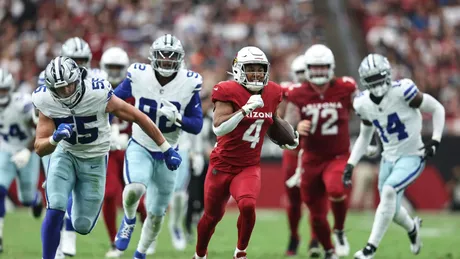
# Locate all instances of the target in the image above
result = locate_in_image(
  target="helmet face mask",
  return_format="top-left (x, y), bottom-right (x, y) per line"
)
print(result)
top-left (232, 46), bottom-right (270, 92)
top-left (149, 34), bottom-right (185, 77)
top-left (0, 69), bottom-right (14, 106)
top-left (359, 54), bottom-right (392, 97)
top-left (304, 44), bottom-right (335, 86)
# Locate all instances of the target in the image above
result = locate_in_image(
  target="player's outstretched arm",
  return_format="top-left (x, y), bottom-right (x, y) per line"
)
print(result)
top-left (106, 95), bottom-right (168, 148)
top-left (34, 111), bottom-right (58, 157)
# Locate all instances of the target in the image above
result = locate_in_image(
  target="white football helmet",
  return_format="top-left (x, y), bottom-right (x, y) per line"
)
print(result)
top-left (304, 44), bottom-right (335, 85)
top-left (100, 47), bottom-right (130, 86)
top-left (232, 46), bottom-right (270, 92)
top-left (291, 55), bottom-right (306, 83)
top-left (44, 56), bottom-right (82, 107)
top-left (148, 34), bottom-right (185, 77)
top-left (0, 69), bottom-right (15, 106)
top-left (61, 37), bottom-right (92, 68)
top-left (358, 53), bottom-right (392, 97)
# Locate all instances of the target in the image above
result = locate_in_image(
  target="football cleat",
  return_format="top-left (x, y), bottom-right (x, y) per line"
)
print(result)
top-left (32, 197), bottom-right (44, 219)
top-left (192, 252), bottom-right (207, 259)
top-left (233, 251), bottom-right (247, 259)
top-left (115, 216), bottom-right (136, 251)
top-left (146, 240), bottom-right (157, 255)
top-left (409, 216), bottom-right (423, 254)
top-left (354, 244), bottom-right (376, 259)
top-left (308, 239), bottom-right (321, 258)
top-left (285, 236), bottom-right (299, 256)
top-left (0, 237), bottom-right (3, 253)
top-left (332, 229), bottom-right (350, 256)
top-left (324, 249), bottom-right (339, 259)
top-left (169, 224), bottom-right (187, 251)
top-left (133, 250), bottom-right (146, 259)
top-left (55, 244), bottom-right (65, 259)
top-left (105, 244), bottom-right (123, 258)
top-left (61, 230), bottom-right (77, 256)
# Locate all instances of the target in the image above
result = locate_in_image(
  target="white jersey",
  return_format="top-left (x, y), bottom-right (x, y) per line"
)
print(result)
top-left (353, 78), bottom-right (424, 162)
top-left (128, 63), bottom-right (202, 152)
top-left (0, 92), bottom-right (35, 153)
top-left (32, 71), bottom-right (113, 158)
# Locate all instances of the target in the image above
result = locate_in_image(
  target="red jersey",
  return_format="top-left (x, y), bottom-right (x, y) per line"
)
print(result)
top-left (210, 80), bottom-right (283, 173)
top-left (112, 97), bottom-right (135, 136)
top-left (286, 77), bottom-right (357, 159)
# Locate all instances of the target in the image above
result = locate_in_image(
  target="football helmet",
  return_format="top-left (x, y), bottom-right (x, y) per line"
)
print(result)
top-left (232, 46), bottom-right (270, 92)
top-left (100, 47), bottom-right (130, 85)
top-left (0, 69), bottom-right (14, 106)
top-left (358, 54), bottom-right (392, 97)
top-left (61, 37), bottom-right (92, 68)
top-left (149, 34), bottom-right (185, 77)
top-left (291, 55), bottom-right (306, 83)
top-left (304, 44), bottom-right (335, 85)
top-left (44, 56), bottom-right (82, 107)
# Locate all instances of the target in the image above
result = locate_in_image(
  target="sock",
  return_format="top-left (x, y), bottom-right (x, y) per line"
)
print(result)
top-left (234, 247), bottom-right (246, 257)
top-left (0, 186), bottom-right (7, 218)
top-left (41, 209), bottom-right (65, 259)
top-left (194, 252), bottom-right (207, 259)
top-left (393, 206), bottom-right (414, 232)
top-left (368, 186), bottom-right (396, 247)
top-left (286, 188), bottom-right (302, 239)
top-left (103, 196), bottom-right (118, 242)
top-left (330, 198), bottom-right (348, 231)
top-left (137, 214), bottom-right (164, 253)
top-left (170, 191), bottom-right (187, 229)
top-left (236, 197), bottom-right (256, 250)
top-left (123, 183), bottom-right (146, 220)
top-left (196, 212), bottom-right (221, 257)
top-left (310, 215), bottom-right (333, 250)
top-left (65, 195), bottom-right (75, 231)
top-left (137, 196), bottom-right (147, 223)
top-left (309, 215), bottom-right (318, 242)
top-left (33, 191), bottom-right (42, 206)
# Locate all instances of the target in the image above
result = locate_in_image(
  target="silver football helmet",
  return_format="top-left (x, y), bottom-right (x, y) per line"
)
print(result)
top-left (61, 37), bottom-right (92, 68)
top-left (44, 56), bottom-right (82, 107)
top-left (148, 34), bottom-right (185, 77)
top-left (358, 54), bottom-right (392, 97)
top-left (232, 46), bottom-right (270, 92)
top-left (100, 47), bottom-right (129, 86)
top-left (0, 69), bottom-right (15, 106)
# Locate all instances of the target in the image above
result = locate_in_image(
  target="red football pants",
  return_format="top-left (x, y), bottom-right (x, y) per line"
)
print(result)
top-left (195, 165), bottom-right (261, 256)
top-left (300, 154), bottom-right (350, 250)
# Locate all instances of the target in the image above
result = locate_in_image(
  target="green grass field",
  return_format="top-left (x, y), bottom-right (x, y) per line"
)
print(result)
top-left (2, 209), bottom-right (459, 259)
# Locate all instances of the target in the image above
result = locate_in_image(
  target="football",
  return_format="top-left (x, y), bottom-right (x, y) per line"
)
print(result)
top-left (267, 117), bottom-right (296, 146)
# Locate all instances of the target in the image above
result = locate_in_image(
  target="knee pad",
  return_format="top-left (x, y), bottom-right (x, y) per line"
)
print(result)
top-left (123, 183), bottom-right (146, 206)
top-left (237, 197), bottom-right (256, 216)
top-left (381, 185), bottom-right (397, 202)
top-left (46, 193), bottom-right (68, 211)
top-left (73, 217), bottom-right (93, 235)
top-left (327, 185), bottom-right (346, 201)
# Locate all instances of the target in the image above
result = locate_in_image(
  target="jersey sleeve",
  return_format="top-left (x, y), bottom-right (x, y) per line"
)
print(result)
top-left (394, 78), bottom-right (419, 104)
top-left (211, 82), bottom-right (230, 103)
top-left (37, 71), bottom-right (45, 87)
top-left (31, 91), bottom-right (51, 117)
top-left (92, 79), bottom-right (114, 113)
top-left (352, 92), bottom-right (369, 121)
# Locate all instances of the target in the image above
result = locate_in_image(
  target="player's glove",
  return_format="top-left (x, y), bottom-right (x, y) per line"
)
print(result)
top-left (158, 99), bottom-right (182, 127)
top-left (280, 130), bottom-right (299, 150)
top-left (366, 145), bottom-right (380, 158)
top-left (11, 148), bottom-right (31, 169)
top-left (190, 153), bottom-right (205, 176)
top-left (110, 124), bottom-right (130, 150)
top-left (419, 139), bottom-right (440, 159)
top-left (163, 148), bottom-right (182, 171)
top-left (242, 94), bottom-right (264, 115)
top-left (52, 123), bottom-right (74, 143)
top-left (342, 163), bottom-right (354, 188)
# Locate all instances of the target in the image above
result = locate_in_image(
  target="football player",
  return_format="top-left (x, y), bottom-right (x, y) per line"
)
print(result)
top-left (285, 44), bottom-right (357, 259)
top-left (343, 53), bottom-right (445, 259)
top-left (0, 69), bottom-right (43, 253)
top-left (193, 46), bottom-right (299, 259)
top-left (112, 34), bottom-right (203, 259)
top-left (33, 56), bottom-right (181, 259)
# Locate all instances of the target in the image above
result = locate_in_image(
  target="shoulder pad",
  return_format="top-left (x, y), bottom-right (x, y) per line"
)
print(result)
top-left (392, 78), bottom-right (418, 103)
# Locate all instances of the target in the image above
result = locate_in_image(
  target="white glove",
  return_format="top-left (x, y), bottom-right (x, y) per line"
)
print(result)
top-left (191, 153), bottom-right (205, 176)
top-left (366, 145), bottom-right (379, 158)
top-left (242, 94), bottom-right (264, 115)
top-left (11, 148), bottom-right (31, 169)
top-left (280, 131), bottom-right (299, 150)
top-left (158, 99), bottom-right (182, 127)
top-left (110, 124), bottom-right (121, 150)
top-left (286, 167), bottom-right (302, 188)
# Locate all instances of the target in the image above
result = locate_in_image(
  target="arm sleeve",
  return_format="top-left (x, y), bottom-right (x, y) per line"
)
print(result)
top-left (181, 92), bottom-right (204, 135)
top-left (212, 111), bottom-right (245, 137)
top-left (419, 93), bottom-right (445, 142)
top-left (347, 122), bottom-right (375, 166)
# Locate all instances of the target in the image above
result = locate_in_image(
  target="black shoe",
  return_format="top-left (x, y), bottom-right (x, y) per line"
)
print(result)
top-left (285, 236), bottom-right (299, 256)
top-left (324, 249), bottom-right (337, 259)
top-left (0, 237), bottom-right (3, 253)
top-left (32, 201), bottom-right (43, 218)
top-left (309, 239), bottom-right (321, 258)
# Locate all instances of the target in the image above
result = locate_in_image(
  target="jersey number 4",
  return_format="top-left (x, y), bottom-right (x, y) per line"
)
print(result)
top-left (305, 108), bottom-right (338, 135)
top-left (53, 116), bottom-right (98, 145)
top-left (242, 119), bottom-right (264, 148)
top-left (372, 113), bottom-right (408, 143)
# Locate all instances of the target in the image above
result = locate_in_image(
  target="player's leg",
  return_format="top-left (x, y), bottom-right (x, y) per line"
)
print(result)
top-left (228, 165), bottom-right (261, 258)
top-left (16, 152), bottom-right (43, 217)
top-left (185, 160), bottom-right (207, 244)
top-left (0, 152), bottom-right (18, 252)
top-left (300, 160), bottom-right (333, 258)
top-left (282, 150), bottom-right (303, 256)
top-left (194, 167), bottom-right (231, 258)
top-left (103, 150), bottom-right (124, 258)
top-left (322, 156), bottom-right (351, 256)
top-left (116, 141), bottom-right (153, 250)
top-left (168, 149), bottom-right (190, 251)
top-left (133, 159), bottom-right (177, 258)
top-left (41, 147), bottom-right (76, 259)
